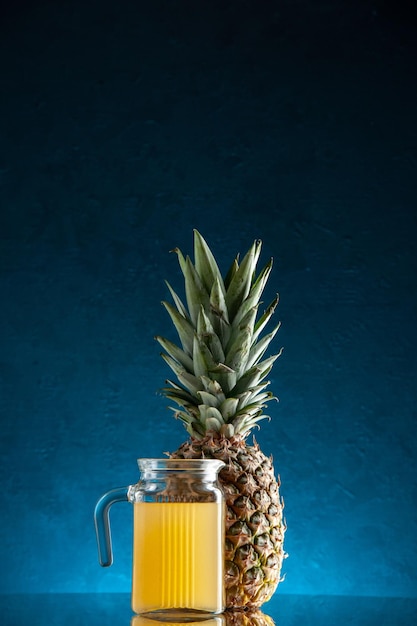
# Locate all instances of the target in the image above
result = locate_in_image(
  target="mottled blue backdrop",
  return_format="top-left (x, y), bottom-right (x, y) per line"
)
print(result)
top-left (1, 0), bottom-right (416, 599)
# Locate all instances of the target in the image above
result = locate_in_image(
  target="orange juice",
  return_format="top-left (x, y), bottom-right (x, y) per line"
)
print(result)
top-left (131, 501), bottom-right (224, 614)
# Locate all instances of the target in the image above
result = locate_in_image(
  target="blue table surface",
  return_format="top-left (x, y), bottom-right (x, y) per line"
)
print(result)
top-left (1, 594), bottom-right (416, 626)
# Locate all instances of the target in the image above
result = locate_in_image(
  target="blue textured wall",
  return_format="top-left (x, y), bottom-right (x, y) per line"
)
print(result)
top-left (1, 0), bottom-right (416, 598)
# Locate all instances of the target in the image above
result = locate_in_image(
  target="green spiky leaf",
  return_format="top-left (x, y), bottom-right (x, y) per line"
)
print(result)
top-left (158, 231), bottom-right (282, 440)
top-left (225, 239), bottom-right (262, 321)
top-left (194, 230), bottom-right (225, 295)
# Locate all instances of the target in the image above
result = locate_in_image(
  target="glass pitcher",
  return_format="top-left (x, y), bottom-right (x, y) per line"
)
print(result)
top-left (94, 458), bottom-right (225, 616)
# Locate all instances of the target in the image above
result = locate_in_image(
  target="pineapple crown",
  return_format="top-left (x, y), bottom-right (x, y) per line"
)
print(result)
top-left (156, 230), bottom-right (282, 440)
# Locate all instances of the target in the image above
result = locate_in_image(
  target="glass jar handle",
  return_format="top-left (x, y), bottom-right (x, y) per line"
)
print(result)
top-left (94, 487), bottom-right (129, 567)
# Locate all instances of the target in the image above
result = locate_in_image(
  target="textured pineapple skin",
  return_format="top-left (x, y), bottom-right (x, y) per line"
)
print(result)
top-left (223, 609), bottom-right (276, 626)
top-left (172, 434), bottom-right (286, 609)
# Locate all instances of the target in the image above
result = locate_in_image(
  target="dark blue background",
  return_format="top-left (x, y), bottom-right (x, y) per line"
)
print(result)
top-left (1, 0), bottom-right (416, 599)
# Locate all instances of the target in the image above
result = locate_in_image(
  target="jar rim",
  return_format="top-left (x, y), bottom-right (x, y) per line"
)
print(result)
top-left (137, 458), bottom-right (225, 472)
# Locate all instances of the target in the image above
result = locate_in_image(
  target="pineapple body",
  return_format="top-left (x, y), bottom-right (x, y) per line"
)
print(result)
top-left (223, 608), bottom-right (276, 626)
top-left (157, 231), bottom-right (286, 608)
top-left (172, 434), bottom-right (285, 608)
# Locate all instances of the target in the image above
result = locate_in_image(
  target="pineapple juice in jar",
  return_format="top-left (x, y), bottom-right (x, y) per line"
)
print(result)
top-left (129, 459), bottom-right (225, 616)
top-left (132, 500), bottom-right (223, 614)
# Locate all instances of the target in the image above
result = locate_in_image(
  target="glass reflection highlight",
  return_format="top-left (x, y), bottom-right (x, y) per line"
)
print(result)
top-left (131, 609), bottom-right (275, 626)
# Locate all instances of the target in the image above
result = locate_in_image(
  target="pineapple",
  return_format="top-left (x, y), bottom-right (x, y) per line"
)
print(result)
top-left (156, 230), bottom-right (286, 609)
top-left (224, 609), bottom-right (276, 626)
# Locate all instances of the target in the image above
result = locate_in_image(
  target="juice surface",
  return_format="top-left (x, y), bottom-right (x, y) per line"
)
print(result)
top-left (132, 501), bottom-right (224, 614)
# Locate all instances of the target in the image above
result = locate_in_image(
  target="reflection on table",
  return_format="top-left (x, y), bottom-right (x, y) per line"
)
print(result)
top-left (1, 593), bottom-right (417, 626)
top-left (131, 610), bottom-right (274, 626)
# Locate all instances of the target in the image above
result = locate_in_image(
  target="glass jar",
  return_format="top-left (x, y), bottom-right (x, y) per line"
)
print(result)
top-left (94, 458), bottom-right (225, 617)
